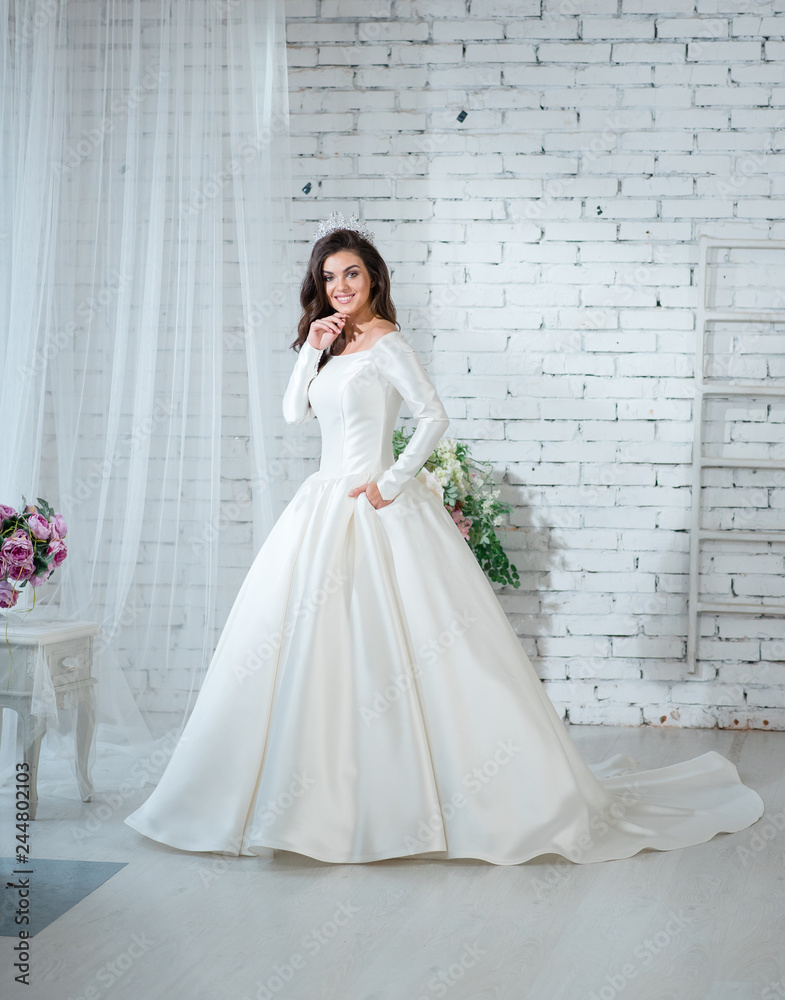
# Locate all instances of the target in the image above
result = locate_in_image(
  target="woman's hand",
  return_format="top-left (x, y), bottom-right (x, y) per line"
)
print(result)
top-left (307, 313), bottom-right (347, 352)
top-left (348, 482), bottom-right (395, 509)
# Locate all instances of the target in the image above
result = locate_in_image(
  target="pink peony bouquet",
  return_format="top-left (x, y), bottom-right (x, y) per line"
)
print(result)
top-left (0, 496), bottom-right (68, 609)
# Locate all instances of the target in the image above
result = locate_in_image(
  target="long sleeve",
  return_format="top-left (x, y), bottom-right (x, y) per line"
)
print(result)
top-left (373, 333), bottom-right (450, 502)
top-left (282, 339), bottom-right (325, 425)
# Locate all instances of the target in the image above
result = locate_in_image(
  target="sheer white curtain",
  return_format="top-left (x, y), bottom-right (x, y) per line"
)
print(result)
top-left (0, 0), bottom-right (302, 789)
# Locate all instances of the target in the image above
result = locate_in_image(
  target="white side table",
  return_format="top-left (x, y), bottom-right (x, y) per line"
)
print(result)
top-left (0, 618), bottom-right (102, 819)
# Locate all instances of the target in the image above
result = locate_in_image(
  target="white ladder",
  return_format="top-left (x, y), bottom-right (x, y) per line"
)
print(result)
top-left (687, 235), bottom-right (785, 673)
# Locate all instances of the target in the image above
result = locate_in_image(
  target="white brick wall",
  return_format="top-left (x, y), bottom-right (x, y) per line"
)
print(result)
top-left (285, 0), bottom-right (785, 730)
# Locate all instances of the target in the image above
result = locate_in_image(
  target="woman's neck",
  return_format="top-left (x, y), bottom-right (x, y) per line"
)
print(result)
top-left (341, 301), bottom-right (377, 342)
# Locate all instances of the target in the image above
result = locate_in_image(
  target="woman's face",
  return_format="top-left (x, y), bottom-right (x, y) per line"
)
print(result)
top-left (321, 251), bottom-right (374, 317)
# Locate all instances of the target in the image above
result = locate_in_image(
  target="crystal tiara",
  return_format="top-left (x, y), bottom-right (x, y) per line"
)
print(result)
top-left (310, 211), bottom-right (376, 247)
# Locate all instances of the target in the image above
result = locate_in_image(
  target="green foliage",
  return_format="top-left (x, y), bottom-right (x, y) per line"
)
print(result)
top-left (392, 427), bottom-right (520, 588)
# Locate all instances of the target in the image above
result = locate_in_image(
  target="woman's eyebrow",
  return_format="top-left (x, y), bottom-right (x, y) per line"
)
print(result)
top-left (322, 265), bottom-right (359, 275)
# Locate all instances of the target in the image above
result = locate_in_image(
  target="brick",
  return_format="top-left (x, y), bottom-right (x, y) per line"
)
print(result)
top-left (503, 66), bottom-right (578, 87)
top-left (355, 110), bottom-right (428, 130)
top-left (620, 131), bottom-right (694, 151)
top-left (688, 40), bottom-right (763, 62)
top-left (470, 0), bottom-right (540, 14)
top-left (613, 636), bottom-right (686, 658)
top-left (732, 16), bottom-right (785, 37)
top-left (464, 43), bottom-right (536, 62)
top-left (504, 109), bottom-right (578, 129)
top-left (569, 704), bottom-right (644, 725)
top-left (670, 682), bottom-right (746, 706)
top-left (356, 21), bottom-right (429, 41)
top-left (655, 17), bottom-right (728, 38)
top-left (654, 109), bottom-right (730, 129)
top-left (694, 87), bottom-right (771, 107)
top-left (319, 45), bottom-right (391, 66)
top-left (411, 0), bottom-right (465, 14)
top-left (642, 705), bottom-right (719, 727)
top-left (389, 43), bottom-right (462, 64)
top-left (538, 43), bottom-right (613, 63)
top-left (355, 66), bottom-right (429, 88)
top-left (427, 66), bottom-right (503, 87)
top-left (322, 90), bottom-right (395, 111)
top-left (289, 112), bottom-right (355, 132)
top-left (581, 155), bottom-right (658, 177)
top-left (731, 109), bottom-right (785, 129)
top-left (582, 18), bottom-right (656, 39)
top-left (432, 20), bottom-right (503, 41)
top-left (321, 0), bottom-right (392, 15)
top-left (288, 66), bottom-right (355, 88)
top-left (319, 178), bottom-right (394, 197)
top-left (286, 23), bottom-right (356, 43)
top-left (542, 222), bottom-right (618, 241)
top-left (505, 19), bottom-right (579, 39)
top-left (612, 42), bottom-right (687, 63)
top-left (662, 199), bottom-right (734, 217)
top-left (623, 0), bottom-right (694, 10)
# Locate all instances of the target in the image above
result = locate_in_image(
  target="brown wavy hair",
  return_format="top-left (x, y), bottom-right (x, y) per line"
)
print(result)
top-left (291, 228), bottom-right (400, 372)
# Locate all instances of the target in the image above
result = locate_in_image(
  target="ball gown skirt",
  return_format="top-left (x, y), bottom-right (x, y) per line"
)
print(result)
top-left (124, 330), bottom-right (765, 864)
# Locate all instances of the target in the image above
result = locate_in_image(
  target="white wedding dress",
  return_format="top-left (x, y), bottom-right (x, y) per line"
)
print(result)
top-left (125, 330), bottom-right (765, 864)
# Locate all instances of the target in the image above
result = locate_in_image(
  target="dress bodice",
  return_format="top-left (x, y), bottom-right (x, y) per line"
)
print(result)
top-left (282, 330), bottom-right (449, 501)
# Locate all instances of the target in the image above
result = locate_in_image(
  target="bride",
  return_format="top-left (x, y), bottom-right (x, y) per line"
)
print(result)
top-left (125, 213), bottom-right (765, 864)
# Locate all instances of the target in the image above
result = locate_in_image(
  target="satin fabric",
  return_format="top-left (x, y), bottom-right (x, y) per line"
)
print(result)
top-left (125, 331), bottom-right (765, 863)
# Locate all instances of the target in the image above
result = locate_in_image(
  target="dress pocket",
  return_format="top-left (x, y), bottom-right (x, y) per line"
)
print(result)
top-left (414, 466), bottom-right (444, 504)
top-left (372, 492), bottom-right (398, 513)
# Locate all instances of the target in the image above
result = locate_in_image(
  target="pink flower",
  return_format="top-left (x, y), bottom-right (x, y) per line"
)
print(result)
top-left (0, 580), bottom-right (19, 608)
top-left (27, 511), bottom-right (52, 540)
top-left (450, 508), bottom-right (472, 540)
top-left (51, 512), bottom-right (68, 538)
top-left (1, 529), bottom-right (35, 582)
top-left (46, 536), bottom-right (68, 567)
top-left (0, 503), bottom-right (17, 523)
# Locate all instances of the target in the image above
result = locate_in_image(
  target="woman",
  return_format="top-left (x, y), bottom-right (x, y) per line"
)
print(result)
top-left (125, 214), bottom-right (764, 864)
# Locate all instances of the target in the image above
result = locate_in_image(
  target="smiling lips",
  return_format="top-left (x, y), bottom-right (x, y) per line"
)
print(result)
top-left (334, 294), bottom-right (354, 304)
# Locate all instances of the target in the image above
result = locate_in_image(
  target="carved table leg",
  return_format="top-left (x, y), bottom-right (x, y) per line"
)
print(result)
top-left (75, 686), bottom-right (95, 802)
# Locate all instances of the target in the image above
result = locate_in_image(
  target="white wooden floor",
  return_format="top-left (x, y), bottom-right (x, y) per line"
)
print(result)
top-left (1, 725), bottom-right (783, 1000)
